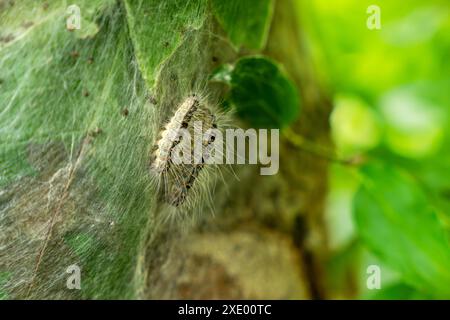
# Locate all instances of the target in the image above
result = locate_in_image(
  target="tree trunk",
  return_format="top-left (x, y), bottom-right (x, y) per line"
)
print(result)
top-left (144, 0), bottom-right (332, 299)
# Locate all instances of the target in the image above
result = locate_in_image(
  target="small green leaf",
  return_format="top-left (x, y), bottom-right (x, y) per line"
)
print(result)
top-left (354, 163), bottom-right (450, 297)
top-left (211, 0), bottom-right (274, 50)
top-left (211, 56), bottom-right (300, 129)
top-left (209, 63), bottom-right (233, 84)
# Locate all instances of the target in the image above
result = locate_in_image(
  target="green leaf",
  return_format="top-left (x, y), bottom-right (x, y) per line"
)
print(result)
top-left (0, 2), bottom-right (156, 299)
top-left (124, 0), bottom-right (207, 87)
top-left (211, 56), bottom-right (300, 129)
top-left (354, 163), bottom-right (450, 297)
top-left (211, 0), bottom-right (274, 50)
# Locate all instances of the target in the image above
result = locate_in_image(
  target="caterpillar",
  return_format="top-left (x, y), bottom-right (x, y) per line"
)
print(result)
top-left (151, 95), bottom-right (199, 174)
top-left (150, 94), bottom-right (220, 208)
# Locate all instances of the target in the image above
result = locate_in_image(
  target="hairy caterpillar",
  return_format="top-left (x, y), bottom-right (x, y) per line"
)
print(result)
top-left (150, 93), bottom-right (221, 208)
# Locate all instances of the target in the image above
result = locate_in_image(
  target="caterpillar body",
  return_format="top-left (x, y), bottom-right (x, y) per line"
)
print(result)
top-left (150, 94), bottom-right (220, 208)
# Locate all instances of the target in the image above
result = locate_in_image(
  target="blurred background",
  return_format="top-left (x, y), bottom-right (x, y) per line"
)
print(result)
top-left (297, 0), bottom-right (450, 298)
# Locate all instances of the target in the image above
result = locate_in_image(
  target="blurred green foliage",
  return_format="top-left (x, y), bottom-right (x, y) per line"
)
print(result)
top-left (355, 163), bottom-right (450, 297)
top-left (300, 0), bottom-right (450, 298)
